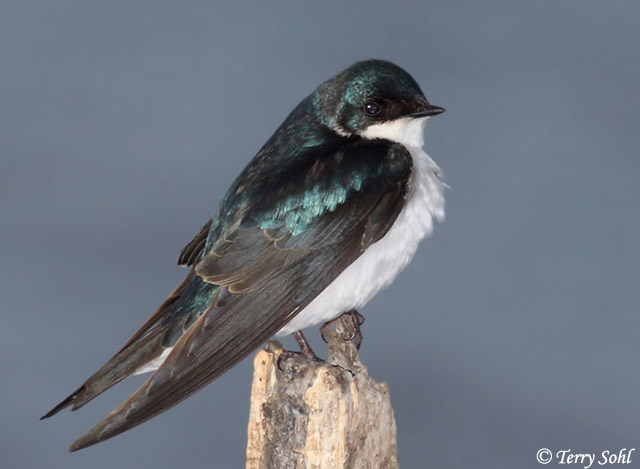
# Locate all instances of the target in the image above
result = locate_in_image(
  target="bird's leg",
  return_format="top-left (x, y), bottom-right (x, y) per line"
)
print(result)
top-left (293, 331), bottom-right (320, 361)
top-left (320, 309), bottom-right (365, 349)
top-left (277, 330), bottom-right (322, 370)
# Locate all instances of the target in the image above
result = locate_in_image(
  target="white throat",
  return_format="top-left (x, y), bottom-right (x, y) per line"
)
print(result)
top-left (360, 116), bottom-right (428, 147)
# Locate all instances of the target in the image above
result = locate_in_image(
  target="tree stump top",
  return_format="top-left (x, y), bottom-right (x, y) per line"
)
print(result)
top-left (246, 324), bottom-right (399, 469)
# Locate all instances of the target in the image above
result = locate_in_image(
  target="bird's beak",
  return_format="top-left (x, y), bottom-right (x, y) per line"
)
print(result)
top-left (410, 103), bottom-right (445, 118)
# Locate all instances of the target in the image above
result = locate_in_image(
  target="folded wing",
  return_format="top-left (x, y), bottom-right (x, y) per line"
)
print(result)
top-left (69, 139), bottom-right (413, 450)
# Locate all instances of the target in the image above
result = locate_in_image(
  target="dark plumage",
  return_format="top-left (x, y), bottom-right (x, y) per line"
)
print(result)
top-left (41, 59), bottom-right (444, 451)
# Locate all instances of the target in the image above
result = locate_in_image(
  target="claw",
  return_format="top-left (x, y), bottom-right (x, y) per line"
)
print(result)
top-left (276, 330), bottom-right (323, 371)
top-left (319, 310), bottom-right (365, 350)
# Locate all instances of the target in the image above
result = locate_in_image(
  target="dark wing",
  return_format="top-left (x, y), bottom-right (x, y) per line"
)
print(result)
top-left (177, 219), bottom-right (212, 266)
top-left (68, 139), bottom-right (413, 451)
top-left (41, 272), bottom-right (218, 419)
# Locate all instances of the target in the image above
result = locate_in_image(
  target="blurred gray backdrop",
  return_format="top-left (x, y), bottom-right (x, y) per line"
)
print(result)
top-left (2, 1), bottom-right (639, 468)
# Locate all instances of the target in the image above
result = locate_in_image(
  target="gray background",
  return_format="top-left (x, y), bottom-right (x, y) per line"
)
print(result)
top-left (2, 1), bottom-right (639, 468)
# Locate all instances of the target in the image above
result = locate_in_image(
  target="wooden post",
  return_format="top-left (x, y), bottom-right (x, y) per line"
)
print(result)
top-left (246, 319), bottom-right (399, 469)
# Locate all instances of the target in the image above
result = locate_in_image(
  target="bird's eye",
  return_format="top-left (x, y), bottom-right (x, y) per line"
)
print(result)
top-left (364, 101), bottom-right (382, 116)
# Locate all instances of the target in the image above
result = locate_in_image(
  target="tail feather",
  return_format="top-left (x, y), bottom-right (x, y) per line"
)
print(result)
top-left (41, 272), bottom-right (217, 420)
top-left (41, 331), bottom-right (168, 419)
top-left (40, 385), bottom-right (86, 420)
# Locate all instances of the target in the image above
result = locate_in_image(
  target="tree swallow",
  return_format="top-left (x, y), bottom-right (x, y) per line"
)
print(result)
top-left (41, 59), bottom-right (446, 451)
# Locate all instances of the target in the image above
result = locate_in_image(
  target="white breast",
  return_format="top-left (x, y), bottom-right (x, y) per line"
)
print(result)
top-left (277, 117), bottom-right (444, 335)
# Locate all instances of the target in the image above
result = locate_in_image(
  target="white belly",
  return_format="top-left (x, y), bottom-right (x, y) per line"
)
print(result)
top-left (277, 141), bottom-right (444, 336)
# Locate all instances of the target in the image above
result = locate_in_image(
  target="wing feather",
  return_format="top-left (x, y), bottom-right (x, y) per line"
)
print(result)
top-left (68, 140), bottom-right (413, 450)
top-left (177, 219), bottom-right (212, 266)
top-left (41, 272), bottom-right (218, 419)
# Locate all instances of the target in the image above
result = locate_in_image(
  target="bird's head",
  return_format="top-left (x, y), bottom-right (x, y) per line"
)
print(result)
top-left (313, 59), bottom-right (444, 147)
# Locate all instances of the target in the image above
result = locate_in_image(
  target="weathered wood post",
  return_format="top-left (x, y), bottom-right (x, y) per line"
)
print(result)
top-left (246, 318), bottom-right (399, 469)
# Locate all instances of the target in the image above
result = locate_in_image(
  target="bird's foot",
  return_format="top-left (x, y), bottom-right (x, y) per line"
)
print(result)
top-left (277, 330), bottom-right (323, 371)
top-left (320, 309), bottom-right (365, 349)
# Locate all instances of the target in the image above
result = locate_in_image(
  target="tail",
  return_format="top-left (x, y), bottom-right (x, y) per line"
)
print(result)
top-left (41, 272), bottom-right (217, 420)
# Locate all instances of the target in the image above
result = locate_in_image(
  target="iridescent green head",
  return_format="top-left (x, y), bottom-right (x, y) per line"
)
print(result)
top-left (312, 59), bottom-right (444, 137)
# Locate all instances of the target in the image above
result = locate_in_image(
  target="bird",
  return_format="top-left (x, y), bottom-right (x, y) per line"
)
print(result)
top-left (41, 59), bottom-right (446, 451)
